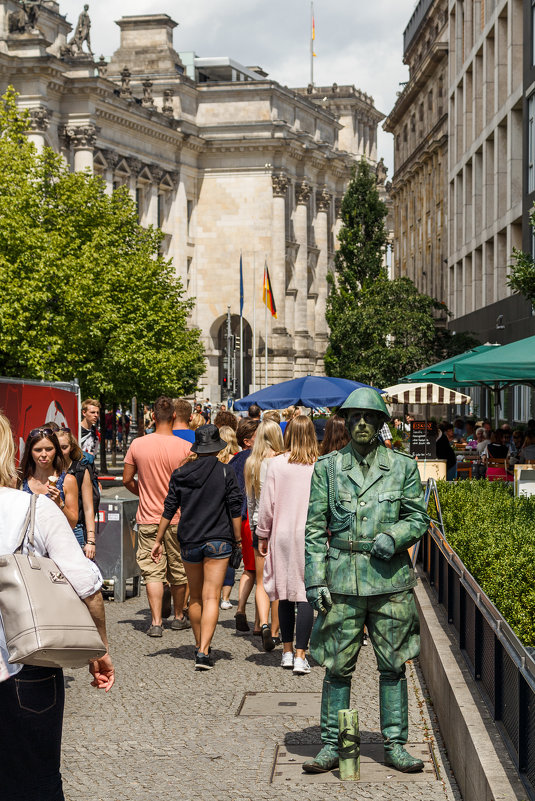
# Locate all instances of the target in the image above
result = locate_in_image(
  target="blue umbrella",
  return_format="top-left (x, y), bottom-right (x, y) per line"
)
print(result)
top-left (233, 376), bottom-right (382, 411)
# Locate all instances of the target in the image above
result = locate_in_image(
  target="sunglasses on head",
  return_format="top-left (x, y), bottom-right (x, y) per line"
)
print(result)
top-left (29, 427), bottom-right (56, 439)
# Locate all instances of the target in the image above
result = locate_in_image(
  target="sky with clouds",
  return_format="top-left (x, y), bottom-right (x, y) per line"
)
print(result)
top-left (58, 0), bottom-right (418, 172)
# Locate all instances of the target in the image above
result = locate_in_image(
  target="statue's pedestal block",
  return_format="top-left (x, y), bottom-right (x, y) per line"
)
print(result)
top-left (61, 52), bottom-right (96, 78)
top-left (6, 33), bottom-right (51, 58)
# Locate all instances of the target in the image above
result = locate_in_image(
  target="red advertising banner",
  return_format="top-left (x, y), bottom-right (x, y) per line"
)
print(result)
top-left (0, 379), bottom-right (80, 462)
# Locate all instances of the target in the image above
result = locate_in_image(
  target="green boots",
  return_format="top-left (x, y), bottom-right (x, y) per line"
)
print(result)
top-left (380, 676), bottom-right (424, 773)
top-left (303, 674), bottom-right (424, 774)
top-left (302, 676), bottom-right (350, 773)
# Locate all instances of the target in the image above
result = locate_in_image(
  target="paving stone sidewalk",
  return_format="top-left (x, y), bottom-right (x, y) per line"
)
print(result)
top-left (62, 582), bottom-right (462, 801)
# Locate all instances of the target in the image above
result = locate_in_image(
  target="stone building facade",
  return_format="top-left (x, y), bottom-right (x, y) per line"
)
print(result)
top-left (383, 0), bottom-right (448, 304)
top-left (0, 0), bottom-right (386, 401)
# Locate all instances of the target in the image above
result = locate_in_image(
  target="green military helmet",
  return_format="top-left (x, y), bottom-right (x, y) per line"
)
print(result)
top-left (338, 387), bottom-right (390, 422)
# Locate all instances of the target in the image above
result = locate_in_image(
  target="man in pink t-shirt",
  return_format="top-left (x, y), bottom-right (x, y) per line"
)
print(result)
top-left (123, 396), bottom-right (191, 637)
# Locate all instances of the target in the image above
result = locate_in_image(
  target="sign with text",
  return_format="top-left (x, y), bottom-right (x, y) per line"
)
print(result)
top-left (410, 420), bottom-right (437, 458)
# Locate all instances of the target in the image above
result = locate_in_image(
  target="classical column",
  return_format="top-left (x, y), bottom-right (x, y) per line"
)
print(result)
top-left (334, 196), bottom-right (343, 244)
top-left (315, 188), bottom-right (331, 354)
top-left (271, 173), bottom-right (288, 334)
top-left (294, 181), bottom-right (311, 375)
top-left (102, 150), bottom-right (119, 194)
top-left (127, 158), bottom-right (143, 205)
top-left (269, 172), bottom-right (294, 382)
top-left (26, 107), bottom-right (50, 152)
top-left (148, 168), bottom-right (163, 227)
top-left (63, 124), bottom-right (98, 173)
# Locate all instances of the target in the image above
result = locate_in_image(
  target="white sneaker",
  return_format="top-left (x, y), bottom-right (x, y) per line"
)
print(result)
top-left (293, 656), bottom-right (311, 674)
top-left (220, 600), bottom-right (232, 610)
top-left (281, 651), bottom-right (294, 669)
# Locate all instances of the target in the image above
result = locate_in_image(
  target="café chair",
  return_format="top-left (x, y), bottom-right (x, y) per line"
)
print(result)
top-left (486, 457), bottom-right (511, 482)
top-left (456, 463), bottom-right (472, 480)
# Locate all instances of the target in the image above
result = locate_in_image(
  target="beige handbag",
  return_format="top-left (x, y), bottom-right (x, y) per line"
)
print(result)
top-left (0, 494), bottom-right (107, 668)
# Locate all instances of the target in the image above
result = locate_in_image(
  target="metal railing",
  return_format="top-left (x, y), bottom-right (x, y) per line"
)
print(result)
top-left (419, 479), bottom-right (535, 800)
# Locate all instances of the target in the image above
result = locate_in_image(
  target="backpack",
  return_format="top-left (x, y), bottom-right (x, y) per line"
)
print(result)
top-left (69, 453), bottom-right (101, 531)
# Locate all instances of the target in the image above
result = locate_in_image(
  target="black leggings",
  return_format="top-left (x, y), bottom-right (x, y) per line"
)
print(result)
top-left (278, 600), bottom-right (314, 650)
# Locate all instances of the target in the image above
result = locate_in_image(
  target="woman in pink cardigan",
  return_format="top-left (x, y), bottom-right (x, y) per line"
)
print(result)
top-left (257, 416), bottom-right (317, 674)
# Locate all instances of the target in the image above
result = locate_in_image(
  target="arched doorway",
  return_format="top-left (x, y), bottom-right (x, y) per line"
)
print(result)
top-left (217, 315), bottom-right (252, 400)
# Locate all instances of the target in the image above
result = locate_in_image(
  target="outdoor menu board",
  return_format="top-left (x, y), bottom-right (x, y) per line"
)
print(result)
top-left (410, 420), bottom-right (437, 458)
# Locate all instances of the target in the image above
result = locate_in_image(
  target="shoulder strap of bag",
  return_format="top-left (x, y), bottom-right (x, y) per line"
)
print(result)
top-left (14, 493), bottom-right (37, 554)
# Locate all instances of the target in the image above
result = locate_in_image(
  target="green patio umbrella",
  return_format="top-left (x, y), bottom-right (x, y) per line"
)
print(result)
top-left (454, 335), bottom-right (535, 427)
top-left (454, 335), bottom-right (535, 387)
top-left (401, 344), bottom-right (499, 388)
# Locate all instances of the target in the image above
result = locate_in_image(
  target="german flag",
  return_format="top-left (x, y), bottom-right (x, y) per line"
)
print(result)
top-left (262, 263), bottom-right (277, 318)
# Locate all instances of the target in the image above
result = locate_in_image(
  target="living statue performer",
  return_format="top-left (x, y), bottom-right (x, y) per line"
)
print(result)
top-left (303, 387), bottom-right (429, 774)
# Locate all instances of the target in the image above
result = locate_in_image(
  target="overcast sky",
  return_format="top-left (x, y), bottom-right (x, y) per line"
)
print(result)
top-left (59, 0), bottom-right (418, 173)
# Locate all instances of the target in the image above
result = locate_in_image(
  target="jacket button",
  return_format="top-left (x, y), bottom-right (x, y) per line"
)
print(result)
top-left (362, 516), bottom-right (368, 521)
top-left (360, 501), bottom-right (366, 506)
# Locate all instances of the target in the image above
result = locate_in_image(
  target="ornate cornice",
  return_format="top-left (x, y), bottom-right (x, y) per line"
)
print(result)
top-left (271, 172), bottom-right (289, 197)
top-left (295, 181), bottom-right (311, 206)
top-left (316, 188), bottom-right (332, 213)
top-left (61, 123), bottom-right (99, 149)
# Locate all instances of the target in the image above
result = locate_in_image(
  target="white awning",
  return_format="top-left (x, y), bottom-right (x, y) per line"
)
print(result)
top-left (383, 382), bottom-right (471, 405)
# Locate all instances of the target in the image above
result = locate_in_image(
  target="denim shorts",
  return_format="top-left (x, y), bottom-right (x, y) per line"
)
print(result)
top-left (180, 540), bottom-right (232, 563)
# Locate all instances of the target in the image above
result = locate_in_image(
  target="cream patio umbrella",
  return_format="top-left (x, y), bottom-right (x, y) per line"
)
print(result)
top-left (383, 382), bottom-right (472, 461)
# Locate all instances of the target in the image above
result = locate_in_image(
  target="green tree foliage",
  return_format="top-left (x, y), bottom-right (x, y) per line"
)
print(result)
top-left (435, 480), bottom-right (535, 646)
top-left (0, 87), bottom-right (205, 400)
top-left (333, 158), bottom-right (388, 291)
top-left (508, 246), bottom-right (535, 305)
top-left (325, 158), bottom-right (479, 386)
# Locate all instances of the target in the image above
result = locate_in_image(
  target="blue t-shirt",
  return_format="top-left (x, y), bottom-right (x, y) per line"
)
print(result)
top-left (172, 429), bottom-right (196, 444)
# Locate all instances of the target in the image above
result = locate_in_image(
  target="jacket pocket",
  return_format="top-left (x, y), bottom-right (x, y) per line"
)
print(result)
top-left (326, 545), bottom-right (341, 588)
top-left (377, 491), bottom-right (402, 521)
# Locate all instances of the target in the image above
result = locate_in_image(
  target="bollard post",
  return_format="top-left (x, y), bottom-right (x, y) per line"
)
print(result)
top-left (337, 708), bottom-right (360, 780)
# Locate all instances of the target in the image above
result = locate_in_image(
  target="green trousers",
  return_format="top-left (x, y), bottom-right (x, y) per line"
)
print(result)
top-left (310, 590), bottom-right (420, 680)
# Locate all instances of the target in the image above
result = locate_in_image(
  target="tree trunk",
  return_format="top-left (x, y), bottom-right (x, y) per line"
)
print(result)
top-left (111, 403), bottom-right (117, 467)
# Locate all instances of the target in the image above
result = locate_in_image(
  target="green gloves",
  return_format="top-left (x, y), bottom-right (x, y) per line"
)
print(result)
top-left (371, 533), bottom-right (396, 560)
top-left (307, 586), bottom-right (333, 613)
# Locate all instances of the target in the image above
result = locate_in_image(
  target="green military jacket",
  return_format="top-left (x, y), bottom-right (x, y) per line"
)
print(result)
top-left (304, 443), bottom-right (429, 597)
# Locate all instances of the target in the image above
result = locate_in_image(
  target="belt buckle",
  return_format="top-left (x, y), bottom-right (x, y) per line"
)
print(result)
top-left (349, 540), bottom-right (355, 555)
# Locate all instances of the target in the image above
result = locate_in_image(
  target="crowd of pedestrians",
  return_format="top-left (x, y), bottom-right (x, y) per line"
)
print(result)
top-left (116, 398), bottom-right (348, 673)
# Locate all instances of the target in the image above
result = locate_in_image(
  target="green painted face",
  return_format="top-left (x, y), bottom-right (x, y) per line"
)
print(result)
top-left (347, 409), bottom-right (381, 449)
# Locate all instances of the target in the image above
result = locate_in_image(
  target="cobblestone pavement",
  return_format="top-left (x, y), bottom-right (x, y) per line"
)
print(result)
top-left (62, 581), bottom-right (462, 801)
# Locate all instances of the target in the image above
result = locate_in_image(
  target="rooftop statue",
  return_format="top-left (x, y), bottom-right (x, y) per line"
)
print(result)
top-left (8, 0), bottom-right (42, 35)
top-left (65, 4), bottom-right (93, 56)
